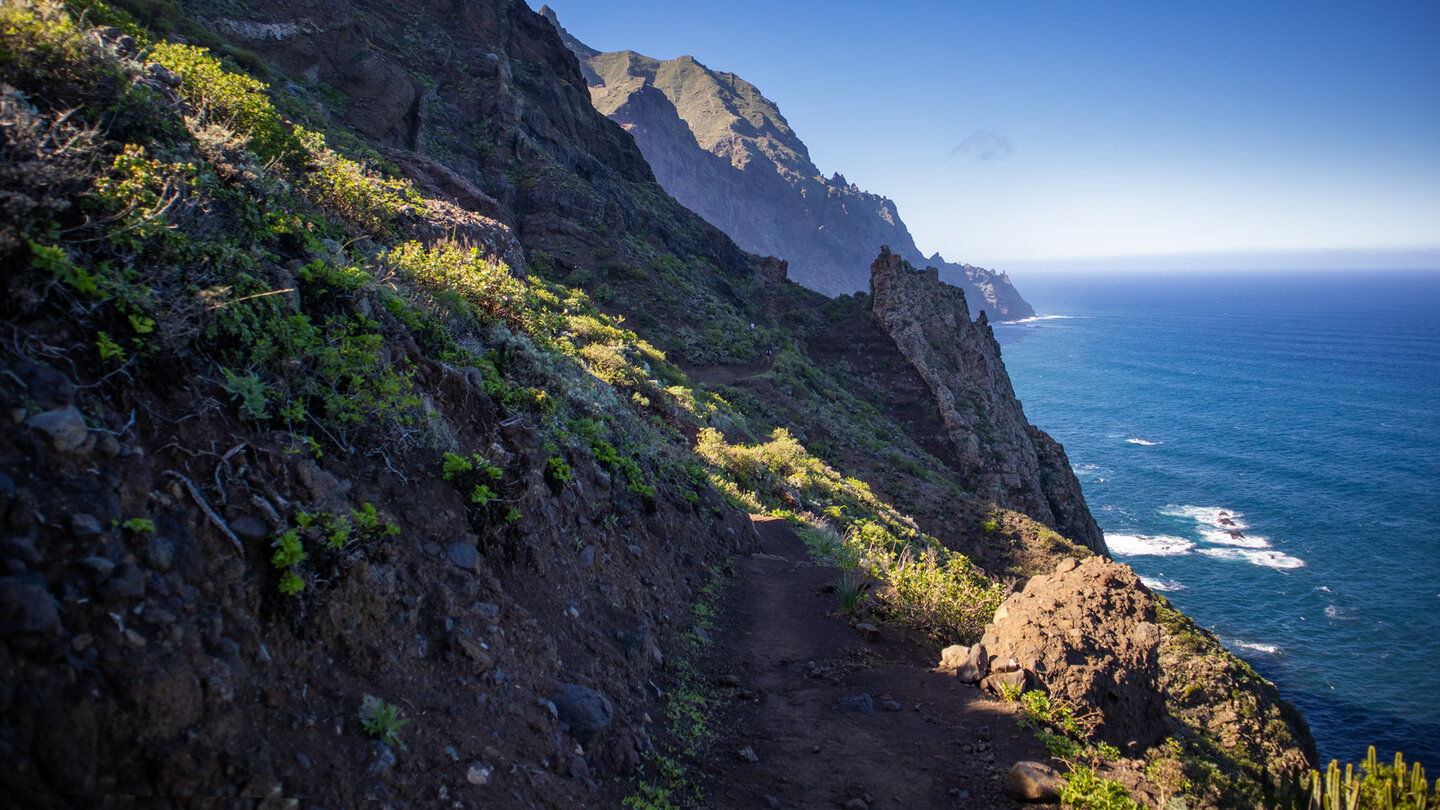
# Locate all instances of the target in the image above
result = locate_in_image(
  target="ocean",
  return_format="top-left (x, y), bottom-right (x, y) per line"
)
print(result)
top-left (991, 270), bottom-right (1440, 769)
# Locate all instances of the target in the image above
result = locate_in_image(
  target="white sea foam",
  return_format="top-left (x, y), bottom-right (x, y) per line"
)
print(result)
top-left (1197, 547), bottom-right (1305, 570)
top-left (1140, 576), bottom-right (1188, 592)
top-left (1234, 640), bottom-right (1282, 655)
top-left (1106, 534), bottom-right (1194, 556)
top-left (1160, 505), bottom-right (1250, 530)
top-left (1324, 606), bottom-right (1358, 621)
top-left (1005, 314), bottom-right (1073, 325)
top-left (1126, 438), bottom-right (1163, 446)
top-left (1199, 529), bottom-right (1271, 549)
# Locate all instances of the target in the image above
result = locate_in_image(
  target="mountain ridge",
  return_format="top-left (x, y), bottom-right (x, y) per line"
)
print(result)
top-left (542, 6), bottom-right (1035, 319)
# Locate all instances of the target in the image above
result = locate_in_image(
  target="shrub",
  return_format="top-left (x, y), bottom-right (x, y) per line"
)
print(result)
top-left (147, 41), bottom-right (301, 162)
top-left (1061, 767), bottom-right (1140, 810)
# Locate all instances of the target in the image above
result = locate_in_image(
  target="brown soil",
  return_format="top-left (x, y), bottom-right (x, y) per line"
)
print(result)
top-left (695, 517), bottom-right (1054, 810)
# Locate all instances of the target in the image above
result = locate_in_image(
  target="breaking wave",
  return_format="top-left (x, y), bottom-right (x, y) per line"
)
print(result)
top-left (1106, 534), bottom-right (1194, 556)
top-left (1160, 505), bottom-right (1250, 530)
top-left (1197, 547), bottom-right (1305, 570)
top-left (1140, 576), bottom-right (1188, 592)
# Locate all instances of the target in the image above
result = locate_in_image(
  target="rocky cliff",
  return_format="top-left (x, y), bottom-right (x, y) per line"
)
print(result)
top-left (542, 7), bottom-right (1036, 320)
top-left (869, 249), bottom-right (1105, 552)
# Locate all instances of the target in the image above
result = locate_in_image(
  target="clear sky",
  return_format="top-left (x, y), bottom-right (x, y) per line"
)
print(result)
top-left (533, 1), bottom-right (1440, 274)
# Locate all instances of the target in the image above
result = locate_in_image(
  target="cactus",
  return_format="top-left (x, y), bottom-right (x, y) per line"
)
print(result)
top-left (1276, 748), bottom-right (1438, 810)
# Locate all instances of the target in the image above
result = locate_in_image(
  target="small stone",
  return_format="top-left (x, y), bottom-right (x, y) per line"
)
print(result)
top-left (446, 542), bottom-right (479, 570)
top-left (365, 742), bottom-right (396, 777)
top-left (1004, 760), bottom-right (1065, 801)
top-left (578, 545), bottom-right (595, 568)
top-left (70, 513), bottom-right (103, 538)
top-left (0, 573), bottom-right (60, 638)
top-left (475, 602), bottom-right (500, 618)
top-left (763, 795), bottom-right (781, 809)
top-left (142, 535), bottom-right (175, 571)
top-left (738, 746), bottom-right (759, 763)
top-left (25, 407), bottom-right (89, 453)
top-left (714, 674), bottom-right (742, 687)
top-left (229, 516), bottom-right (270, 544)
top-left (93, 432), bottom-right (120, 457)
top-left (466, 762), bottom-right (491, 785)
top-left (101, 563), bottom-right (146, 601)
top-left (1055, 557), bottom-right (1079, 575)
top-left (844, 799), bottom-right (868, 810)
top-left (854, 622), bottom-right (880, 642)
top-left (830, 693), bottom-right (874, 713)
top-left (443, 746), bottom-right (459, 761)
top-left (881, 700), bottom-right (903, 712)
top-left (1, 536), bottom-right (40, 565)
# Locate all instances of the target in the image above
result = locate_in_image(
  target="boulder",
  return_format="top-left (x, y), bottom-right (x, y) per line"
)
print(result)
top-left (981, 669), bottom-right (1027, 698)
top-left (939, 644), bottom-right (967, 668)
top-left (0, 573), bottom-right (60, 638)
top-left (939, 642), bottom-right (988, 682)
top-left (26, 407), bottom-right (89, 453)
top-left (958, 642), bottom-right (987, 682)
top-left (551, 683), bottom-right (613, 745)
top-left (980, 556), bottom-right (1168, 748)
top-left (1004, 760), bottom-right (1065, 801)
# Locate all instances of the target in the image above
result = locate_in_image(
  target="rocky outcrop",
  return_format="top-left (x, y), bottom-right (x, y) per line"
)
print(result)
top-left (869, 250), bottom-right (1105, 552)
top-left (542, 8), bottom-right (1034, 319)
top-left (980, 557), bottom-right (1167, 750)
top-left (979, 557), bottom-right (1317, 802)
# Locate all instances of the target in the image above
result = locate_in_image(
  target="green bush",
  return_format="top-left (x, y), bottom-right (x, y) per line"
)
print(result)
top-left (1061, 767), bottom-right (1140, 810)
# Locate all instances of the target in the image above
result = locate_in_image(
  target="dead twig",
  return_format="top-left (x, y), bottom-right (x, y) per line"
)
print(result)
top-left (164, 470), bottom-right (243, 557)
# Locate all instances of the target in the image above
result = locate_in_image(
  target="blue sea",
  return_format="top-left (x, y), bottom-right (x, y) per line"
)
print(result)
top-left (992, 271), bottom-right (1440, 769)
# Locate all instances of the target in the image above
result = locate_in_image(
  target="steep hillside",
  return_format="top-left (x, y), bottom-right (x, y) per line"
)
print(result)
top-left (0, 1), bottom-right (1338, 808)
top-left (541, 7), bottom-right (1036, 319)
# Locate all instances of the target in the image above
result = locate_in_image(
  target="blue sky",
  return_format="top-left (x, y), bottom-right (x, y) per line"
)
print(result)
top-left (534, 1), bottom-right (1440, 273)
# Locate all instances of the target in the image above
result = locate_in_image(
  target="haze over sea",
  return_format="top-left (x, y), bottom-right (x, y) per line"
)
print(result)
top-left (992, 270), bottom-right (1440, 767)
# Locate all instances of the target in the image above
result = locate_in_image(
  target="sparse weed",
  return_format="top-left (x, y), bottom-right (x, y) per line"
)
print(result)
top-left (360, 696), bottom-right (410, 749)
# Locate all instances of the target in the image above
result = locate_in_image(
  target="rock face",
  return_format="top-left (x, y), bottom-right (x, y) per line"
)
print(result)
top-left (542, 8), bottom-right (1035, 319)
top-left (869, 250), bottom-right (1105, 552)
top-left (981, 557), bottom-right (1167, 749)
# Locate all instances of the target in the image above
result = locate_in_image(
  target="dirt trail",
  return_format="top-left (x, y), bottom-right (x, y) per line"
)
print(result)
top-left (696, 517), bottom-right (1050, 809)
top-left (684, 354), bottom-right (776, 386)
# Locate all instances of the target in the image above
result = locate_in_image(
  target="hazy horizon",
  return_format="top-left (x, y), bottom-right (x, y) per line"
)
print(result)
top-left (1000, 247), bottom-right (1440, 279)
top-left (535, 1), bottom-right (1440, 274)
